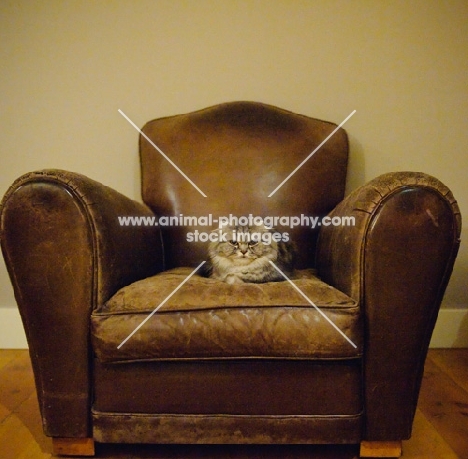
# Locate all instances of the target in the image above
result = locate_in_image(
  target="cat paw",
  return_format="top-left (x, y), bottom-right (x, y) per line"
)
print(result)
top-left (224, 274), bottom-right (244, 285)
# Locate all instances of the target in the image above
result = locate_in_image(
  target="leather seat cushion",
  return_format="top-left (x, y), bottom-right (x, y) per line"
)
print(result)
top-left (91, 268), bottom-right (361, 362)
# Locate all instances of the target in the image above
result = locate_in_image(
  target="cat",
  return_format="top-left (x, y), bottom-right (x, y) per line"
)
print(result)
top-left (204, 225), bottom-right (295, 284)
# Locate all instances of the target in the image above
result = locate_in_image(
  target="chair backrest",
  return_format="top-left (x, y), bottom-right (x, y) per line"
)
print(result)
top-left (140, 101), bottom-right (348, 269)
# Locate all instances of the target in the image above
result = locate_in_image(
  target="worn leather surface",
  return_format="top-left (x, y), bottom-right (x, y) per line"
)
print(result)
top-left (0, 170), bottom-right (163, 437)
top-left (91, 268), bottom-right (361, 362)
top-left (93, 359), bottom-right (362, 415)
top-left (92, 411), bottom-right (362, 444)
top-left (140, 101), bottom-right (349, 269)
top-left (100, 267), bottom-right (355, 312)
top-left (316, 171), bottom-right (462, 440)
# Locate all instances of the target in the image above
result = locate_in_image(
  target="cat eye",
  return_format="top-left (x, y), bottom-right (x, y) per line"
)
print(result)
top-left (228, 240), bottom-right (238, 247)
top-left (248, 241), bottom-right (259, 247)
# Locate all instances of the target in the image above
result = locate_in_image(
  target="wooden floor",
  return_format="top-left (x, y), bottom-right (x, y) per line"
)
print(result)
top-left (1, 349), bottom-right (467, 459)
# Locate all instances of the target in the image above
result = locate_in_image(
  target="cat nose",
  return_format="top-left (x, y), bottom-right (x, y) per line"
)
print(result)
top-left (240, 248), bottom-right (248, 255)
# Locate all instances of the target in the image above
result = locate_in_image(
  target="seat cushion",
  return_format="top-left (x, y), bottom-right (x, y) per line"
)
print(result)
top-left (91, 268), bottom-right (362, 363)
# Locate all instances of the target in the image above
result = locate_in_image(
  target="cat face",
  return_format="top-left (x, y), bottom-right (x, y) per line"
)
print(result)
top-left (208, 225), bottom-right (279, 266)
top-left (206, 224), bottom-right (295, 283)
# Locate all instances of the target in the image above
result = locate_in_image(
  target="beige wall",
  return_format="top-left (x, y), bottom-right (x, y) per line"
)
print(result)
top-left (1, 1), bottom-right (467, 345)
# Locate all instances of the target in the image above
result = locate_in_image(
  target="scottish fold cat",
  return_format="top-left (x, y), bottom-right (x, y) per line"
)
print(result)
top-left (205, 225), bottom-right (294, 284)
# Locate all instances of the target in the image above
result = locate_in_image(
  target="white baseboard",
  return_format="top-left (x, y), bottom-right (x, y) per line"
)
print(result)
top-left (0, 307), bottom-right (28, 348)
top-left (430, 307), bottom-right (468, 348)
top-left (0, 306), bottom-right (467, 349)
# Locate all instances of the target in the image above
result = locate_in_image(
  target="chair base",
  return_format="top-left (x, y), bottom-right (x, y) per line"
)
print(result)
top-left (52, 437), bottom-right (95, 456)
top-left (360, 440), bottom-right (402, 457)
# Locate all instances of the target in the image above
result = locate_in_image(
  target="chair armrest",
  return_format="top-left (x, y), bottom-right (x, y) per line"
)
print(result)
top-left (316, 171), bottom-right (461, 440)
top-left (0, 169), bottom-right (163, 437)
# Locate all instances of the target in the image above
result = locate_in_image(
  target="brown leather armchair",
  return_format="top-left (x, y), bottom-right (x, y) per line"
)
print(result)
top-left (0, 102), bottom-right (461, 457)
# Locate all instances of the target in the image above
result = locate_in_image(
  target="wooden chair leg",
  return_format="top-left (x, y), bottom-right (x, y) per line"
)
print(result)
top-left (52, 437), bottom-right (95, 456)
top-left (360, 440), bottom-right (402, 458)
